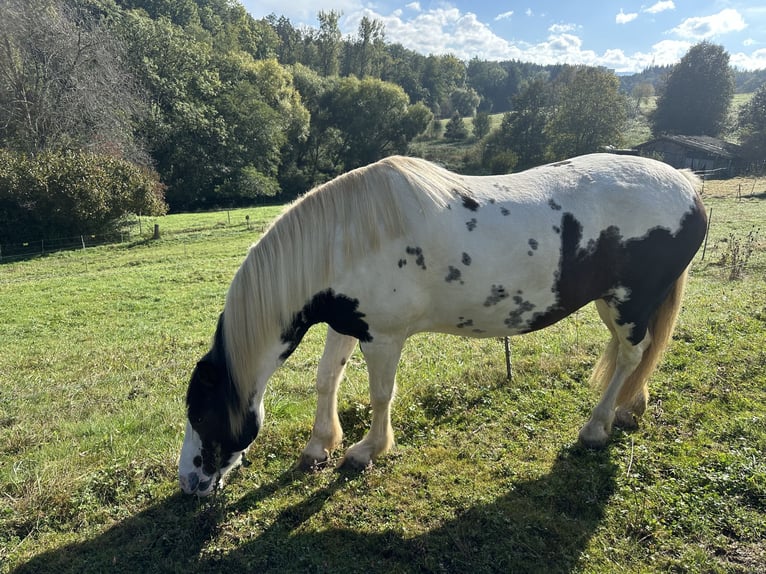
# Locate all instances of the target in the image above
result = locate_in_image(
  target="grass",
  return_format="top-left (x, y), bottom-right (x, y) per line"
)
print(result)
top-left (1, 180), bottom-right (765, 573)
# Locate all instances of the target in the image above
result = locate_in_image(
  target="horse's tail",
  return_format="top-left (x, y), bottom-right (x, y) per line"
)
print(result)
top-left (590, 268), bottom-right (689, 409)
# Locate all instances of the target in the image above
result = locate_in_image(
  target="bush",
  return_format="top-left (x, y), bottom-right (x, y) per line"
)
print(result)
top-left (444, 112), bottom-right (468, 141)
top-left (0, 149), bottom-right (166, 243)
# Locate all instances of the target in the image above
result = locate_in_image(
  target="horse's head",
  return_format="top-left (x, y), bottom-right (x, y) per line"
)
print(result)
top-left (178, 316), bottom-right (262, 496)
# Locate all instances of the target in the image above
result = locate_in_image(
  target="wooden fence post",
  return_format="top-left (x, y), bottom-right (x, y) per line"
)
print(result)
top-left (504, 336), bottom-right (512, 381)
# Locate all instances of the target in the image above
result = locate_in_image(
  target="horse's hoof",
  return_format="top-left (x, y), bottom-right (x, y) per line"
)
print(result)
top-left (337, 455), bottom-right (373, 472)
top-left (613, 408), bottom-right (640, 430)
top-left (578, 423), bottom-right (609, 449)
top-left (296, 452), bottom-right (330, 472)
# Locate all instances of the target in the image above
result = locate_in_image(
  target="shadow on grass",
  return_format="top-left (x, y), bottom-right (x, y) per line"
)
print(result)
top-left (12, 445), bottom-right (617, 574)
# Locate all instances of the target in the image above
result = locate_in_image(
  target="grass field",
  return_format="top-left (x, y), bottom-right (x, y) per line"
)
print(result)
top-left (1, 176), bottom-right (764, 573)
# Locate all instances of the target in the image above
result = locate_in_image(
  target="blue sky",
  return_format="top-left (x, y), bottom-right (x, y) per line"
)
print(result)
top-left (239, 1), bottom-right (766, 73)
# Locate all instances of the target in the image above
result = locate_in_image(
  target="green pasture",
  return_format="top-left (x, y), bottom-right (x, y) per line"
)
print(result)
top-left (1, 180), bottom-right (764, 573)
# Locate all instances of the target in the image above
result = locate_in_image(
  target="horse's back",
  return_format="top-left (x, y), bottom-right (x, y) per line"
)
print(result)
top-left (335, 154), bottom-right (705, 339)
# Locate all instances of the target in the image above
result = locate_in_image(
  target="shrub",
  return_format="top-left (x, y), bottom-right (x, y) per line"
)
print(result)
top-left (444, 112), bottom-right (468, 141)
top-left (0, 149), bottom-right (166, 243)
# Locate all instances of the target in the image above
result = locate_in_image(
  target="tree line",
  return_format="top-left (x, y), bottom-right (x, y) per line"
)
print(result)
top-left (1, 0), bottom-right (764, 243)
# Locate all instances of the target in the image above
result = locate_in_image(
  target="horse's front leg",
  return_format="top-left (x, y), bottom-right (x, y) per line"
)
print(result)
top-left (340, 335), bottom-right (403, 470)
top-left (298, 327), bottom-right (358, 470)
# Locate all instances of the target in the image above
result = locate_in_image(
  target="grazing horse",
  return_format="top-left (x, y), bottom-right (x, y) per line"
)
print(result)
top-left (179, 153), bottom-right (707, 496)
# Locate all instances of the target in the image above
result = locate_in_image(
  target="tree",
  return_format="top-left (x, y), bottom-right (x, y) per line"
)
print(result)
top-left (444, 112), bottom-right (468, 140)
top-left (631, 82), bottom-right (655, 113)
top-left (548, 67), bottom-right (627, 159)
top-left (481, 112), bottom-right (518, 174)
top-left (449, 88), bottom-right (481, 117)
top-left (467, 59), bottom-right (509, 112)
top-left (505, 77), bottom-right (551, 169)
top-left (214, 56), bottom-right (309, 205)
top-left (473, 112), bottom-right (490, 139)
top-left (422, 54), bottom-right (466, 114)
top-left (315, 10), bottom-right (342, 77)
top-left (650, 42), bottom-right (734, 136)
top-left (0, 0), bottom-right (147, 159)
top-left (324, 76), bottom-right (431, 170)
top-left (346, 16), bottom-right (386, 78)
top-left (738, 82), bottom-right (766, 168)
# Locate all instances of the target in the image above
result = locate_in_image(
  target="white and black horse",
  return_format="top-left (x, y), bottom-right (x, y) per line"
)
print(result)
top-left (179, 153), bottom-right (707, 496)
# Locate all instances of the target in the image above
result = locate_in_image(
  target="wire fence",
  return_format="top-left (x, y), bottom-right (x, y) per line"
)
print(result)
top-left (0, 208), bottom-right (269, 263)
top-left (0, 231), bottom-right (136, 263)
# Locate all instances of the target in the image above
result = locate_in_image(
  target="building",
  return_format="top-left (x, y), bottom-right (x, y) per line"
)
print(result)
top-left (633, 135), bottom-right (745, 178)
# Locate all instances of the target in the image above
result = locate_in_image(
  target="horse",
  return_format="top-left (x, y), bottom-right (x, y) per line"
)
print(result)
top-left (179, 153), bottom-right (707, 496)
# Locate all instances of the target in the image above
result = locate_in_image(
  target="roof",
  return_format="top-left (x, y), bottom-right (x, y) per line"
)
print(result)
top-left (635, 135), bottom-right (743, 159)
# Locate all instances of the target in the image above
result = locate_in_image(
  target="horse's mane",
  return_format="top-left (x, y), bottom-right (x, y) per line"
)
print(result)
top-left (222, 156), bottom-right (463, 419)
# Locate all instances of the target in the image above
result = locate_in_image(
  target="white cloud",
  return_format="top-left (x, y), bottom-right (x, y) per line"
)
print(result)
top-left (495, 11), bottom-right (513, 22)
top-left (549, 23), bottom-right (576, 34)
top-left (644, 1), bottom-right (675, 15)
top-left (242, 2), bottom-right (766, 74)
top-left (548, 24), bottom-right (577, 34)
top-left (350, 7), bottom-right (524, 61)
top-left (730, 48), bottom-right (766, 70)
top-left (672, 8), bottom-right (747, 39)
top-left (616, 9), bottom-right (638, 24)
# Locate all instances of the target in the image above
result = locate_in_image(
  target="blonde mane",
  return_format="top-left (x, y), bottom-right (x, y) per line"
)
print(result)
top-left (222, 156), bottom-right (464, 412)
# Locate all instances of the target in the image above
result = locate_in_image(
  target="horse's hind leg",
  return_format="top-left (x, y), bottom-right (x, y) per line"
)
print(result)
top-left (340, 334), bottom-right (403, 470)
top-left (579, 301), bottom-right (651, 448)
top-left (299, 327), bottom-right (358, 470)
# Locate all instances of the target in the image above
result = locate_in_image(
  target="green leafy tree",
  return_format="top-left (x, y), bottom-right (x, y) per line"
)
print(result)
top-left (315, 10), bottom-right (342, 77)
top-left (548, 67), bottom-right (627, 158)
top-left (650, 42), bottom-right (734, 136)
top-left (444, 112), bottom-right (468, 140)
top-left (325, 76), bottom-right (432, 169)
top-left (506, 78), bottom-right (551, 169)
top-left (450, 88), bottom-right (481, 117)
top-left (738, 82), bottom-right (766, 167)
top-left (422, 54), bottom-right (466, 114)
top-left (214, 55), bottom-right (309, 205)
top-left (481, 112), bottom-right (518, 174)
top-left (345, 16), bottom-right (386, 78)
top-left (473, 112), bottom-right (491, 139)
top-left (119, 11), bottom-right (226, 208)
top-left (467, 59), bottom-right (510, 112)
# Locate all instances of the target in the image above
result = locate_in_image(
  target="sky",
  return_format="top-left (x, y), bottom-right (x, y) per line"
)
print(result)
top-left (239, 1), bottom-right (766, 73)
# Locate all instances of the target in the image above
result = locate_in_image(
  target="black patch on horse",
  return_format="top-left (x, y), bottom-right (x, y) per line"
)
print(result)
top-left (445, 266), bottom-right (462, 283)
top-left (466, 218), bottom-right (477, 231)
top-left (527, 205), bottom-right (707, 342)
top-left (484, 284), bottom-right (509, 307)
top-left (505, 296), bottom-right (536, 329)
top-left (281, 289), bottom-right (372, 360)
top-left (462, 252), bottom-right (472, 266)
top-left (406, 246), bottom-right (427, 270)
top-left (186, 314), bottom-right (260, 475)
top-left (458, 191), bottom-right (480, 211)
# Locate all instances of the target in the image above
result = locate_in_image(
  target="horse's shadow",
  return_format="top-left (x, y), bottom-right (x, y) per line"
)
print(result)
top-left (12, 444), bottom-right (618, 574)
